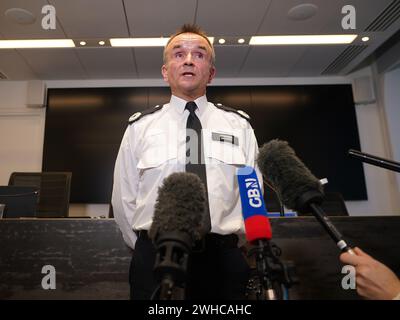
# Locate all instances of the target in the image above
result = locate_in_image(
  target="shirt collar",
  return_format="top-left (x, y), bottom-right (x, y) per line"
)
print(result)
top-left (170, 94), bottom-right (208, 117)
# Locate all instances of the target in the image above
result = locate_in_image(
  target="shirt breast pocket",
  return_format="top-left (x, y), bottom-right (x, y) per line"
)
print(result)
top-left (137, 130), bottom-right (177, 171)
top-left (205, 139), bottom-right (246, 201)
top-left (136, 130), bottom-right (177, 201)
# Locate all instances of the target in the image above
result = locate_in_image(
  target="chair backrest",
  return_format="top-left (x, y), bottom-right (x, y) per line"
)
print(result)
top-left (8, 172), bottom-right (72, 218)
top-left (0, 186), bottom-right (39, 218)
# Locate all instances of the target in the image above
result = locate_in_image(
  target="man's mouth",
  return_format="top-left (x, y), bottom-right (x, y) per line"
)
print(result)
top-left (182, 72), bottom-right (195, 77)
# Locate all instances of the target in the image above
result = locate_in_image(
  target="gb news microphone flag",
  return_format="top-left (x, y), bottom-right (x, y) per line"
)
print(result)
top-left (237, 166), bottom-right (272, 243)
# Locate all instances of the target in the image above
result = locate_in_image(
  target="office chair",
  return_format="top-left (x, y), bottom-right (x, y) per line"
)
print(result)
top-left (0, 186), bottom-right (39, 218)
top-left (8, 172), bottom-right (72, 218)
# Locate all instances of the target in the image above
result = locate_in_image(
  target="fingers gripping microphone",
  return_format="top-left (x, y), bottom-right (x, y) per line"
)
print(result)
top-left (149, 172), bottom-right (206, 299)
top-left (257, 139), bottom-right (354, 254)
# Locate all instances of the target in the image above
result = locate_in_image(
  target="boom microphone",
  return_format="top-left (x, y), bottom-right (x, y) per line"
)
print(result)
top-left (237, 166), bottom-right (272, 242)
top-left (257, 139), bottom-right (354, 254)
top-left (348, 149), bottom-right (400, 173)
top-left (149, 172), bottom-right (206, 299)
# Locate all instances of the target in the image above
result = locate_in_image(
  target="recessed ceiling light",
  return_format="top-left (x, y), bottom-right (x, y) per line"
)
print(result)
top-left (218, 38), bottom-right (226, 44)
top-left (98, 40), bottom-right (105, 46)
top-left (287, 4), bottom-right (318, 21)
top-left (79, 41), bottom-right (87, 46)
top-left (0, 39), bottom-right (75, 49)
top-left (249, 34), bottom-right (357, 45)
top-left (5, 8), bottom-right (36, 25)
top-left (361, 36), bottom-right (370, 42)
top-left (238, 38), bottom-right (245, 44)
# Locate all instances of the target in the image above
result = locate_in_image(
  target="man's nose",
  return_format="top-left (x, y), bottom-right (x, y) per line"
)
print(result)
top-left (184, 53), bottom-right (194, 65)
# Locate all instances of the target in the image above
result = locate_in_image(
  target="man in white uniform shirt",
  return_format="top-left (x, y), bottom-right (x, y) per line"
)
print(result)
top-left (112, 24), bottom-right (262, 299)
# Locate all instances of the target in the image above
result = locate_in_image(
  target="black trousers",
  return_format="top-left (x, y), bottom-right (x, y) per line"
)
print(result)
top-left (129, 232), bottom-right (250, 300)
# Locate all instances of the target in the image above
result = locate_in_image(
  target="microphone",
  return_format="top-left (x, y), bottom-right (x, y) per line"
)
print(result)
top-left (348, 149), bottom-right (400, 173)
top-left (237, 166), bottom-right (280, 300)
top-left (237, 166), bottom-right (272, 242)
top-left (149, 172), bottom-right (206, 299)
top-left (257, 139), bottom-right (354, 254)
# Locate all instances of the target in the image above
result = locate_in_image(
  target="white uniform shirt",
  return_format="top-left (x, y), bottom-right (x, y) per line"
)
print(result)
top-left (112, 94), bottom-right (262, 249)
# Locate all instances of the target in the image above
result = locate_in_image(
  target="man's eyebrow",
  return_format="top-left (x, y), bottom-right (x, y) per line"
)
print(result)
top-left (171, 45), bottom-right (208, 51)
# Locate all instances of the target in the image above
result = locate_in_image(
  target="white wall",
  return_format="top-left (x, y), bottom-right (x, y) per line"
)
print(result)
top-left (0, 82), bottom-right (45, 184)
top-left (382, 66), bottom-right (400, 190)
top-left (344, 66), bottom-right (400, 215)
top-left (0, 74), bottom-right (399, 217)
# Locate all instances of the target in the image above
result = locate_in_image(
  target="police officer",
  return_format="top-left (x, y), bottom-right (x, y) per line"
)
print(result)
top-left (112, 24), bottom-right (262, 299)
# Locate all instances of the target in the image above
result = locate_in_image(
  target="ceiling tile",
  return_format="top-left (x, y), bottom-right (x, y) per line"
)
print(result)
top-left (197, 0), bottom-right (271, 36)
top-left (48, 0), bottom-right (129, 38)
top-left (0, 0), bottom-right (66, 39)
top-left (134, 47), bottom-right (164, 78)
top-left (123, 0), bottom-right (196, 36)
top-left (240, 46), bottom-right (307, 77)
top-left (258, 0), bottom-right (393, 35)
top-left (76, 47), bottom-right (137, 78)
top-left (0, 50), bottom-right (37, 79)
top-left (17, 48), bottom-right (86, 79)
top-left (214, 45), bottom-right (249, 77)
top-left (288, 45), bottom-right (349, 76)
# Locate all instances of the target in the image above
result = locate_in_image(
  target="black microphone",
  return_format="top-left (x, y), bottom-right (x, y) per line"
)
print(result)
top-left (257, 139), bottom-right (354, 254)
top-left (149, 172), bottom-right (206, 299)
top-left (348, 149), bottom-right (400, 173)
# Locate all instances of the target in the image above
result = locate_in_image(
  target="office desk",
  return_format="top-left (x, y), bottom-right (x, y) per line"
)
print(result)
top-left (1, 216), bottom-right (399, 299)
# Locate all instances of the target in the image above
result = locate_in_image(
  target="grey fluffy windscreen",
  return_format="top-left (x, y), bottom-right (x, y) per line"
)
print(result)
top-left (257, 139), bottom-right (323, 210)
top-left (149, 172), bottom-right (206, 242)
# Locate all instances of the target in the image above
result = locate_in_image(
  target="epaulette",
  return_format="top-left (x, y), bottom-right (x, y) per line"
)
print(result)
top-left (128, 105), bottom-right (163, 125)
top-left (214, 103), bottom-right (251, 122)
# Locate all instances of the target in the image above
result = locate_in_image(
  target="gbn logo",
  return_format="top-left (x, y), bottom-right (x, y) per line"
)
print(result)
top-left (245, 178), bottom-right (262, 208)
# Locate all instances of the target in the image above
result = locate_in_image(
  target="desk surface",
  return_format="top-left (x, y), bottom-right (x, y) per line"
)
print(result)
top-left (1, 216), bottom-right (399, 299)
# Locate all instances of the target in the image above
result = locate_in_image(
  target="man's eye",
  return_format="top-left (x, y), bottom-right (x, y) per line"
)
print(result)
top-left (196, 52), bottom-right (204, 59)
top-left (174, 52), bottom-right (183, 58)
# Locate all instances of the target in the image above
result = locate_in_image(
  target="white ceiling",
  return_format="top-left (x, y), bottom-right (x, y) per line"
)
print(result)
top-left (0, 0), bottom-right (399, 80)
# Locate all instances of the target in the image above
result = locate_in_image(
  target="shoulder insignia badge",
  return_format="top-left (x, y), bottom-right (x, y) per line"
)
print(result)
top-left (128, 105), bottom-right (163, 125)
top-left (215, 103), bottom-right (251, 122)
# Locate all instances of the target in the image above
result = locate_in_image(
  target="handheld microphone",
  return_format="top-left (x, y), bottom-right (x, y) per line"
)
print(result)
top-left (257, 139), bottom-right (354, 254)
top-left (237, 166), bottom-right (272, 242)
top-left (149, 172), bottom-right (206, 299)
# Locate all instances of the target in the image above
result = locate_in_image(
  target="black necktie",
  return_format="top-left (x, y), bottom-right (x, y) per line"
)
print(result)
top-left (185, 101), bottom-right (211, 233)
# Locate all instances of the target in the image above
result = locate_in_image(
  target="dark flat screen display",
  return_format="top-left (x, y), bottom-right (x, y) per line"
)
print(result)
top-left (43, 85), bottom-right (367, 204)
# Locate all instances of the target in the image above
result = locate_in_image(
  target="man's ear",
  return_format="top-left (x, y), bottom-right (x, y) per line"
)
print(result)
top-left (208, 66), bottom-right (216, 84)
top-left (161, 65), bottom-right (168, 82)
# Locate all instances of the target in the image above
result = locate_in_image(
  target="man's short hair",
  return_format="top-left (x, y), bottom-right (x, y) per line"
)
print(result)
top-left (163, 24), bottom-right (215, 65)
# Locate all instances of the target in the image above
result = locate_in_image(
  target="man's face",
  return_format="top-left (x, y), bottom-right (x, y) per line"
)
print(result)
top-left (161, 33), bottom-right (216, 100)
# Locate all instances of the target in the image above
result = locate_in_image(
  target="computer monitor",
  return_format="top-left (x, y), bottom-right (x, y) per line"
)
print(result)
top-left (0, 186), bottom-right (39, 218)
